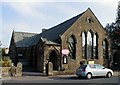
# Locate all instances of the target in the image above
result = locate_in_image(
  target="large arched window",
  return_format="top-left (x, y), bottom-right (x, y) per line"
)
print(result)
top-left (82, 32), bottom-right (85, 59)
top-left (93, 34), bottom-right (96, 58)
top-left (87, 31), bottom-right (92, 59)
top-left (81, 31), bottom-right (98, 60)
top-left (94, 33), bottom-right (98, 59)
top-left (103, 39), bottom-right (108, 59)
top-left (68, 35), bottom-right (76, 59)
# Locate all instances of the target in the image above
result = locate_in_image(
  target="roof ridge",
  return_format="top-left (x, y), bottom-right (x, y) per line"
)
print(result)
top-left (37, 10), bottom-right (86, 45)
top-left (14, 31), bottom-right (38, 34)
top-left (40, 11), bottom-right (85, 35)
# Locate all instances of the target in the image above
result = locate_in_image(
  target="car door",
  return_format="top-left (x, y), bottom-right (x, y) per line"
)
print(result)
top-left (96, 64), bottom-right (106, 76)
top-left (89, 65), bottom-right (97, 76)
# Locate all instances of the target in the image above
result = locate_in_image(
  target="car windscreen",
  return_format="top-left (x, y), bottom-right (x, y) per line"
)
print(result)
top-left (89, 65), bottom-right (96, 69)
top-left (79, 65), bottom-right (87, 69)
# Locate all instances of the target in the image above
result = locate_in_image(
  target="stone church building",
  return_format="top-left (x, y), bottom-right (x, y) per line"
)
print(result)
top-left (9, 8), bottom-right (112, 75)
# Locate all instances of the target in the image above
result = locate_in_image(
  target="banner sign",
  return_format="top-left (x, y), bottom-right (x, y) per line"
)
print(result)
top-left (62, 49), bottom-right (70, 55)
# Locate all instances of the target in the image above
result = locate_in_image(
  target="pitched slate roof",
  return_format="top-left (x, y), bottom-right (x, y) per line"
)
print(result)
top-left (38, 12), bottom-right (85, 45)
top-left (13, 9), bottom-right (86, 47)
top-left (13, 31), bottom-right (38, 47)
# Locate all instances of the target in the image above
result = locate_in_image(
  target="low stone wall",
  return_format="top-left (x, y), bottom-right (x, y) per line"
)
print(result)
top-left (1, 67), bottom-right (11, 77)
top-left (0, 62), bottom-right (23, 77)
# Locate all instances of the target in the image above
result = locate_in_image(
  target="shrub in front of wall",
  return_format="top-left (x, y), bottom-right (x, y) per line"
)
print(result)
top-left (1, 56), bottom-right (12, 67)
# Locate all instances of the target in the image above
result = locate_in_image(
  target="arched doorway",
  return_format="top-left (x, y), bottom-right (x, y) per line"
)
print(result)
top-left (49, 50), bottom-right (59, 70)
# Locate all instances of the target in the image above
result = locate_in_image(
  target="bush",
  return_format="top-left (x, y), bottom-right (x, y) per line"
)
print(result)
top-left (0, 56), bottom-right (12, 67)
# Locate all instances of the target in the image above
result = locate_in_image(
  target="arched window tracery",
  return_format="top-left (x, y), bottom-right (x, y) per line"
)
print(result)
top-left (81, 31), bottom-right (98, 59)
top-left (68, 35), bottom-right (76, 59)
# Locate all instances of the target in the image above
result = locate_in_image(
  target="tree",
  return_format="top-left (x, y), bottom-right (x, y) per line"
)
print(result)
top-left (116, 1), bottom-right (120, 28)
top-left (114, 1), bottom-right (120, 48)
top-left (105, 1), bottom-right (120, 49)
top-left (105, 1), bottom-right (120, 68)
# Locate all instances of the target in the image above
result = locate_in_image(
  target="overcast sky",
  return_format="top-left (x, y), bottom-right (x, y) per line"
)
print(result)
top-left (1, 0), bottom-right (119, 47)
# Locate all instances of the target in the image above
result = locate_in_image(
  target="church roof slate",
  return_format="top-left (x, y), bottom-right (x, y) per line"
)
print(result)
top-left (12, 8), bottom-right (89, 47)
top-left (37, 11), bottom-right (85, 45)
top-left (13, 31), bottom-right (38, 47)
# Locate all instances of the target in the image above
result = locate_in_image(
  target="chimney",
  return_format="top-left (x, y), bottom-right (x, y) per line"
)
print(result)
top-left (42, 29), bottom-right (48, 32)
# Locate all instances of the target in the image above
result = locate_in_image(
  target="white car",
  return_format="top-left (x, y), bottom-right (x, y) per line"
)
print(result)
top-left (76, 64), bottom-right (113, 79)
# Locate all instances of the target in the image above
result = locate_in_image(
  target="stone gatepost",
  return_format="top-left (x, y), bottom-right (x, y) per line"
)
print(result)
top-left (15, 62), bottom-right (22, 76)
top-left (47, 62), bottom-right (53, 76)
top-left (10, 65), bottom-right (16, 77)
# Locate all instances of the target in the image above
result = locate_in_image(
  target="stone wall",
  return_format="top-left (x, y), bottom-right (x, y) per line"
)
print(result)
top-left (1, 62), bottom-right (22, 77)
top-left (60, 9), bottom-right (111, 72)
top-left (40, 10), bottom-right (111, 75)
top-left (36, 39), bottom-right (44, 72)
top-left (1, 67), bottom-right (11, 77)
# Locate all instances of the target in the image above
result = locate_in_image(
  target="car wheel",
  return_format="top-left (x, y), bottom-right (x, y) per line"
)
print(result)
top-left (106, 72), bottom-right (112, 78)
top-left (86, 73), bottom-right (92, 79)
